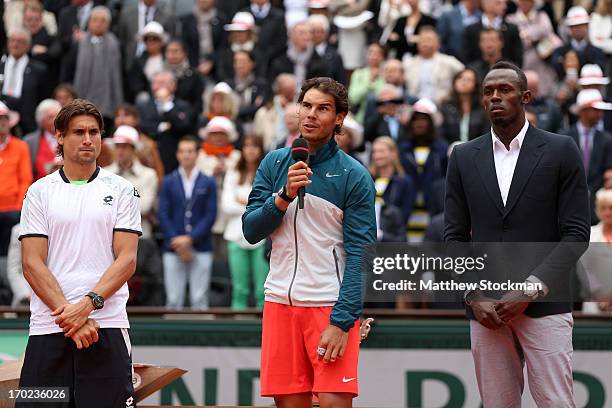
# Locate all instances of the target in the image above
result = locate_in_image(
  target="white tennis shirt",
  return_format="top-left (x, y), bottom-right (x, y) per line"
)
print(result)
top-left (19, 167), bottom-right (142, 335)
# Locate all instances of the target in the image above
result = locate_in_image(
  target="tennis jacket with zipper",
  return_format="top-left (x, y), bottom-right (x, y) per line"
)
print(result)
top-left (243, 137), bottom-right (376, 332)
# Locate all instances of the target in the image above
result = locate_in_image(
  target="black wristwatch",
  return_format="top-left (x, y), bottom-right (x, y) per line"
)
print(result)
top-left (277, 185), bottom-right (295, 203)
top-left (86, 291), bottom-right (104, 310)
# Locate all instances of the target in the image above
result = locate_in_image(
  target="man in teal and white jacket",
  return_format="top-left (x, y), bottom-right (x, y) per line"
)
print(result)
top-left (243, 77), bottom-right (376, 408)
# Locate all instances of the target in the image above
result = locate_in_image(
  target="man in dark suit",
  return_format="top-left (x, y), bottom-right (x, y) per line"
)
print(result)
top-left (444, 61), bottom-right (590, 407)
top-left (136, 71), bottom-right (196, 174)
top-left (116, 0), bottom-right (174, 71)
top-left (463, 0), bottom-right (523, 67)
top-left (308, 14), bottom-right (347, 86)
top-left (176, 0), bottom-right (228, 78)
top-left (437, 0), bottom-right (482, 62)
top-left (563, 89), bottom-right (612, 224)
top-left (1, 28), bottom-right (47, 134)
top-left (551, 6), bottom-right (606, 80)
top-left (244, 0), bottom-right (287, 79)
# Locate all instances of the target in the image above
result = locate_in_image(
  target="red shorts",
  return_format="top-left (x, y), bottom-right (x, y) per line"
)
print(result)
top-left (260, 301), bottom-right (360, 397)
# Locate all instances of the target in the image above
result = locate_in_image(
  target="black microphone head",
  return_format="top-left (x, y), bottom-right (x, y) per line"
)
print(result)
top-left (291, 137), bottom-right (309, 162)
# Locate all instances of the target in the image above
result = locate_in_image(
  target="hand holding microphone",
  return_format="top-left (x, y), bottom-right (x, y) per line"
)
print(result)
top-left (283, 138), bottom-right (311, 209)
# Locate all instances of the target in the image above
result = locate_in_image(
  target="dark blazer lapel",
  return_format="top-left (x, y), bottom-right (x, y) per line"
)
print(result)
top-left (588, 131), bottom-right (605, 180)
top-left (475, 134), bottom-right (505, 214)
top-left (503, 126), bottom-right (545, 216)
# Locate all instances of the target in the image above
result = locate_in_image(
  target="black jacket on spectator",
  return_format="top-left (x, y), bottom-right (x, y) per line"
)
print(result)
top-left (387, 14), bottom-right (437, 59)
top-left (399, 138), bottom-right (448, 211)
top-left (551, 43), bottom-right (607, 79)
top-left (440, 102), bottom-right (489, 143)
top-left (177, 11), bottom-right (228, 72)
top-left (529, 96), bottom-right (563, 133)
top-left (29, 27), bottom-right (61, 96)
top-left (269, 50), bottom-right (330, 83)
top-left (0, 57), bottom-right (47, 134)
top-left (127, 53), bottom-right (152, 102)
top-left (467, 59), bottom-right (498, 83)
top-left (175, 66), bottom-right (205, 115)
top-left (227, 77), bottom-right (271, 123)
top-left (314, 44), bottom-right (347, 86)
top-left (243, 6), bottom-right (288, 78)
top-left (214, 48), bottom-right (265, 82)
top-left (463, 20), bottom-right (523, 67)
top-left (364, 112), bottom-right (410, 143)
top-left (564, 125), bottom-right (612, 224)
top-left (137, 98), bottom-right (195, 174)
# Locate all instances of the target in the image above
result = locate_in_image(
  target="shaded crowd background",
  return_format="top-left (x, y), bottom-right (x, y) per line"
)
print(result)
top-left (0, 0), bottom-right (611, 312)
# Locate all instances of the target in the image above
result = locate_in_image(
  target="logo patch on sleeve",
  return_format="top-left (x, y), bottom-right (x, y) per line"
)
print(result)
top-left (133, 188), bottom-right (140, 198)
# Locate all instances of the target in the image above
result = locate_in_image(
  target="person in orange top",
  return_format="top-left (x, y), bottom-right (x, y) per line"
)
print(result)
top-left (0, 101), bottom-right (33, 259)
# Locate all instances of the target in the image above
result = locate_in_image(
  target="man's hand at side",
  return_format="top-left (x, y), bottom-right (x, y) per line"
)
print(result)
top-left (52, 297), bottom-right (95, 337)
top-left (494, 290), bottom-right (531, 322)
top-left (71, 318), bottom-right (100, 350)
top-left (318, 324), bottom-right (348, 363)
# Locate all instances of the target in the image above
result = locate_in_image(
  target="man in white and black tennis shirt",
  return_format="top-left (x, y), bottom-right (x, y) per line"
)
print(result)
top-left (18, 99), bottom-right (141, 408)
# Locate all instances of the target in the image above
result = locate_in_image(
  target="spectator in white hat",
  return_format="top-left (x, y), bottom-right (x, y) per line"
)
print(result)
top-left (196, 116), bottom-right (242, 249)
top-left (399, 98), bottom-right (448, 242)
top-left (201, 82), bottom-right (244, 140)
top-left (105, 125), bottom-right (158, 239)
top-left (562, 88), bottom-right (612, 224)
top-left (215, 11), bottom-right (260, 82)
top-left (578, 64), bottom-right (612, 132)
top-left (335, 113), bottom-right (364, 163)
top-left (129, 21), bottom-right (169, 103)
top-left (551, 6), bottom-right (606, 79)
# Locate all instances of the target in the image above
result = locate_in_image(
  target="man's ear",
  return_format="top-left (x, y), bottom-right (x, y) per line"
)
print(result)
top-left (55, 131), bottom-right (63, 146)
top-left (335, 112), bottom-right (347, 133)
top-left (521, 89), bottom-right (532, 105)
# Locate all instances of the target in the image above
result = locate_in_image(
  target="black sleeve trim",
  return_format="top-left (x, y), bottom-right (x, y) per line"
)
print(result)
top-left (113, 228), bottom-right (143, 236)
top-left (18, 233), bottom-right (48, 241)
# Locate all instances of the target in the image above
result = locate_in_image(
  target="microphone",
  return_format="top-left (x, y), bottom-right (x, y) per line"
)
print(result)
top-left (291, 138), bottom-right (309, 209)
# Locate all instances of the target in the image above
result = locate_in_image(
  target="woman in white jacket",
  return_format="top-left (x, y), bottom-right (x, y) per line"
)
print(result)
top-left (222, 135), bottom-right (269, 309)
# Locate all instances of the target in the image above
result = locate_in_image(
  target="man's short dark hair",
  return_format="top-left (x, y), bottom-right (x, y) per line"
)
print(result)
top-left (487, 61), bottom-right (528, 92)
top-left (178, 134), bottom-right (200, 150)
top-left (297, 77), bottom-right (349, 116)
top-left (480, 27), bottom-right (503, 42)
top-left (54, 99), bottom-right (104, 158)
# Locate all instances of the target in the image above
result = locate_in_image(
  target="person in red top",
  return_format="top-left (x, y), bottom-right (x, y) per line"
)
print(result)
top-left (0, 101), bottom-right (32, 260)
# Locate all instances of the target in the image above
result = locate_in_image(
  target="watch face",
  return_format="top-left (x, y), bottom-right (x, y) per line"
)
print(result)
top-left (93, 296), bottom-right (104, 309)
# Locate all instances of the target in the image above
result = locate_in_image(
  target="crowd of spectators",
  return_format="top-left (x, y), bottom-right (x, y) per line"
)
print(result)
top-left (0, 0), bottom-right (611, 312)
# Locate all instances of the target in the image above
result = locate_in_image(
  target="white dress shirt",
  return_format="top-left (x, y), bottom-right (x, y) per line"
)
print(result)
top-left (178, 166), bottom-right (199, 200)
top-left (3, 55), bottom-right (29, 98)
top-left (490, 119), bottom-right (548, 294)
top-left (491, 119), bottom-right (529, 206)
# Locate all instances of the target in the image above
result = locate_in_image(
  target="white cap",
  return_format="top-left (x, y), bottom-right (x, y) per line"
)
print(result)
top-left (333, 10), bottom-right (374, 29)
top-left (578, 64), bottom-right (610, 86)
top-left (140, 21), bottom-right (169, 44)
top-left (309, 0), bottom-right (330, 8)
top-left (200, 116), bottom-right (238, 143)
top-left (572, 89), bottom-right (612, 114)
top-left (409, 98), bottom-right (442, 127)
top-left (0, 101), bottom-right (21, 128)
top-left (224, 12), bottom-right (255, 31)
top-left (565, 6), bottom-right (590, 26)
top-left (340, 114), bottom-right (363, 149)
top-left (211, 82), bottom-right (234, 95)
top-left (112, 125), bottom-right (139, 146)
